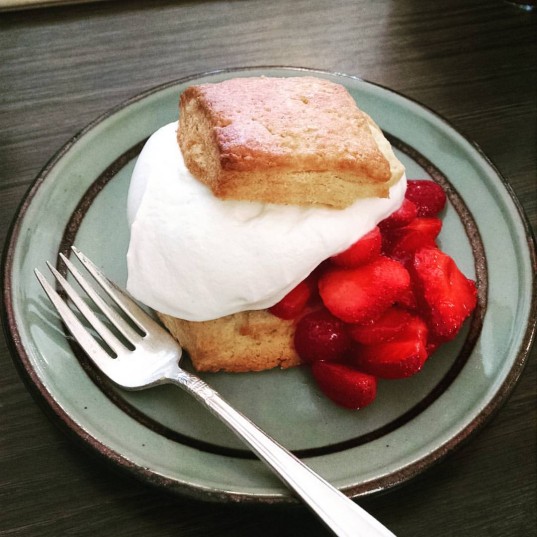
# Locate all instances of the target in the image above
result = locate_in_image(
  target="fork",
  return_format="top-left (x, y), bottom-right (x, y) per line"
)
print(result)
top-left (35, 246), bottom-right (396, 537)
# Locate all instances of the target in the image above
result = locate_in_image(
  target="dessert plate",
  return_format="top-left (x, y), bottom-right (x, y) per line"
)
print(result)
top-left (3, 67), bottom-right (536, 502)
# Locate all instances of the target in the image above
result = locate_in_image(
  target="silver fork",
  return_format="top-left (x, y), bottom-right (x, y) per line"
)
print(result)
top-left (35, 246), bottom-right (396, 537)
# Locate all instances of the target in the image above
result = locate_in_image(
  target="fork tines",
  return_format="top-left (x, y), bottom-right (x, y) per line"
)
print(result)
top-left (35, 247), bottom-right (146, 360)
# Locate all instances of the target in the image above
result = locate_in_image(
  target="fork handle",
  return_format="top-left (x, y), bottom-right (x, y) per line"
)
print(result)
top-left (172, 371), bottom-right (395, 537)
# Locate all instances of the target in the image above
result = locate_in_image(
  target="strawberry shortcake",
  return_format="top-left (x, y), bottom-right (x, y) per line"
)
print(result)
top-left (126, 76), bottom-right (477, 409)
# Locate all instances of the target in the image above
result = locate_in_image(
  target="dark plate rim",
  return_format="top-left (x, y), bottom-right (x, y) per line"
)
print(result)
top-left (2, 65), bottom-right (536, 503)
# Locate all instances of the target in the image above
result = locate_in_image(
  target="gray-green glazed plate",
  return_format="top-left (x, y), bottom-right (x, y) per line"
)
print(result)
top-left (3, 67), bottom-right (536, 503)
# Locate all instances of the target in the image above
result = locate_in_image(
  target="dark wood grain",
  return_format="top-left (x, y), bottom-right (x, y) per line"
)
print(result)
top-left (1, 1), bottom-right (535, 536)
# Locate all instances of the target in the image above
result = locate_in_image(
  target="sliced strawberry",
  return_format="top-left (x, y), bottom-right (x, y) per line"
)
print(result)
top-left (405, 180), bottom-right (447, 217)
top-left (350, 315), bottom-right (429, 379)
top-left (294, 308), bottom-right (351, 363)
top-left (379, 198), bottom-right (417, 231)
top-left (411, 247), bottom-right (478, 341)
top-left (383, 217), bottom-right (442, 263)
top-left (318, 257), bottom-right (410, 324)
top-left (269, 280), bottom-right (311, 320)
top-left (348, 306), bottom-right (415, 345)
top-left (311, 361), bottom-right (377, 409)
top-left (331, 227), bottom-right (382, 268)
top-left (395, 283), bottom-right (418, 311)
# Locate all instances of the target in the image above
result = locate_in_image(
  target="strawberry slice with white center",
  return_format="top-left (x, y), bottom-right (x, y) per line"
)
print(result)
top-left (411, 247), bottom-right (478, 342)
top-left (349, 314), bottom-right (429, 379)
top-left (318, 256), bottom-right (410, 324)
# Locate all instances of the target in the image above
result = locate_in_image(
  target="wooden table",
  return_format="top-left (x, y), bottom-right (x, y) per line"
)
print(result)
top-left (1, 1), bottom-right (535, 535)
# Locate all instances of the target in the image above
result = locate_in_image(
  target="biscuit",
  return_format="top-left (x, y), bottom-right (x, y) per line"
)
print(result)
top-left (178, 76), bottom-right (404, 209)
top-left (157, 310), bottom-right (301, 372)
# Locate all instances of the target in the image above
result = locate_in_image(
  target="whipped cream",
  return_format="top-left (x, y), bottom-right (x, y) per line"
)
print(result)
top-left (126, 122), bottom-right (406, 321)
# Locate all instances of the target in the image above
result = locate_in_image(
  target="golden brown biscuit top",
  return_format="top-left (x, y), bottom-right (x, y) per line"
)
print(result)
top-left (179, 76), bottom-right (391, 181)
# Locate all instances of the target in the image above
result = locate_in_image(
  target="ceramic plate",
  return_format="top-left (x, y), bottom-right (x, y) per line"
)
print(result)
top-left (3, 67), bottom-right (536, 503)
